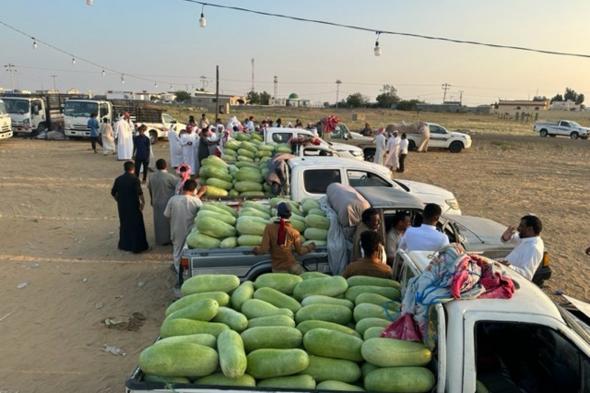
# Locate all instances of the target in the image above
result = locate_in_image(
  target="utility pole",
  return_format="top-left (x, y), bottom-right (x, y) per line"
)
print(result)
top-left (459, 90), bottom-right (464, 106)
top-left (50, 74), bottom-right (58, 91)
top-left (215, 65), bottom-right (220, 122)
top-left (4, 64), bottom-right (17, 90)
top-left (251, 58), bottom-right (255, 92)
top-left (199, 75), bottom-right (208, 90)
top-left (335, 79), bottom-right (342, 106)
top-left (441, 82), bottom-right (451, 103)
top-left (273, 75), bottom-right (278, 99)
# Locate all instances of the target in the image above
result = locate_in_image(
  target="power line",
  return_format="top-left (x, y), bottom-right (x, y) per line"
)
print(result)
top-left (185, 0), bottom-right (590, 59)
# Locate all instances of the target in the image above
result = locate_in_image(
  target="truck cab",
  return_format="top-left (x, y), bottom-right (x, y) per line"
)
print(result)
top-left (2, 96), bottom-right (48, 135)
top-left (0, 99), bottom-right (13, 140)
top-left (395, 250), bottom-right (590, 393)
top-left (64, 99), bottom-right (112, 137)
top-left (406, 122), bottom-right (472, 153)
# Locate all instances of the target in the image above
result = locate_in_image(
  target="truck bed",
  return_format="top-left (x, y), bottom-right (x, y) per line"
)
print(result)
top-left (184, 246), bottom-right (330, 280)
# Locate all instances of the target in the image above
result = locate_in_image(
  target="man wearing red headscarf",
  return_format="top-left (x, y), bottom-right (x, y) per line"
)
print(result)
top-left (253, 202), bottom-right (316, 274)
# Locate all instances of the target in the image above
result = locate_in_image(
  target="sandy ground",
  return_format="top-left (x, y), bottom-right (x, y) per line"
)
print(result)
top-left (0, 133), bottom-right (589, 392)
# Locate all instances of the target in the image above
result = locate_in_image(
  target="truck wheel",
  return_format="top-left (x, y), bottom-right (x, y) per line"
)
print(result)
top-left (149, 130), bottom-right (158, 145)
top-left (408, 140), bottom-right (417, 151)
top-left (539, 129), bottom-right (548, 137)
top-left (570, 132), bottom-right (579, 140)
top-left (449, 141), bottom-right (464, 153)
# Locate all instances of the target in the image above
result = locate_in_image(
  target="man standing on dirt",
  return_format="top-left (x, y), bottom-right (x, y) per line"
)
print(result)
top-left (148, 159), bottom-right (177, 246)
top-left (373, 128), bottom-right (387, 166)
top-left (87, 112), bottom-right (100, 154)
top-left (110, 161), bottom-right (149, 253)
top-left (164, 180), bottom-right (207, 272)
top-left (385, 130), bottom-right (401, 172)
top-left (417, 121), bottom-right (430, 153)
top-left (115, 112), bottom-right (134, 160)
top-left (133, 125), bottom-right (151, 184)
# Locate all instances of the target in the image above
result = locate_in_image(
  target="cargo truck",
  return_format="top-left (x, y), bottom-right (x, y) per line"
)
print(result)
top-left (1, 93), bottom-right (67, 135)
top-left (0, 98), bottom-right (13, 140)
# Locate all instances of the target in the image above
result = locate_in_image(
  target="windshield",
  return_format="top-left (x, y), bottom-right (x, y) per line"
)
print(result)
top-left (4, 99), bottom-right (30, 114)
top-left (569, 121), bottom-right (582, 128)
top-left (0, 101), bottom-right (6, 115)
top-left (162, 113), bottom-right (175, 124)
top-left (65, 101), bottom-right (98, 117)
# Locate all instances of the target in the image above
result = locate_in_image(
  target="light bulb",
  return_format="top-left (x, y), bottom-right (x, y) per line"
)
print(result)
top-left (72, 57), bottom-right (76, 64)
top-left (120, 74), bottom-right (125, 84)
top-left (32, 38), bottom-right (38, 49)
top-left (101, 70), bottom-right (106, 77)
top-left (374, 41), bottom-right (382, 56)
top-left (154, 81), bottom-right (158, 88)
top-left (86, 0), bottom-right (94, 6)
top-left (199, 13), bottom-right (207, 28)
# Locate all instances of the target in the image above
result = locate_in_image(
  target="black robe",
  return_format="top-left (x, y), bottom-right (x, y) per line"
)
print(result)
top-left (111, 172), bottom-right (149, 253)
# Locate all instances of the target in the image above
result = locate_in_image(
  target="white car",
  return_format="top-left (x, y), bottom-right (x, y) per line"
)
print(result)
top-left (407, 122), bottom-right (472, 153)
top-left (534, 120), bottom-right (590, 139)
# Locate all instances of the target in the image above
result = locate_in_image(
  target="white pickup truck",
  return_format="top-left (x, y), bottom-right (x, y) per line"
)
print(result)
top-left (125, 248), bottom-right (590, 393)
top-left (534, 120), bottom-right (590, 139)
top-left (407, 123), bottom-right (472, 153)
top-left (265, 127), bottom-right (365, 161)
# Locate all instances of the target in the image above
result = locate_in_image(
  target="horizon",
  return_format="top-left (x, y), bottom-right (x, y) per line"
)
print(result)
top-left (2, 0), bottom-right (590, 105)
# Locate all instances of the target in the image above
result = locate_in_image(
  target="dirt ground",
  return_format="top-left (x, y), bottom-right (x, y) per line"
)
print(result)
top-left (0, 131), bottom-right (589, 392)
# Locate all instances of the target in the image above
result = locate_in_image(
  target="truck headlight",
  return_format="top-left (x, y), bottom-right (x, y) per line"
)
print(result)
top-left (445, 198), bottom-right (460, 210)
top-left (352, 150), bottom-right (363, 156)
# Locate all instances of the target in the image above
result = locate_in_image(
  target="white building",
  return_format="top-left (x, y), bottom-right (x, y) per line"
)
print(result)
top-left (550, 100), bottom-right (581, 111)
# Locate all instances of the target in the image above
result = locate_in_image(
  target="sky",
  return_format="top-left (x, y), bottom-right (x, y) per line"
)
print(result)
top-left (2, 0), bottom-right (590, 105)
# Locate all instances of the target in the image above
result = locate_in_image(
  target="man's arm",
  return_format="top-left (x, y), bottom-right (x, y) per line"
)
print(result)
top-left (147, 182), bottom-right (153, 206)
top-left (110, 180), bottom-right (118, 201)
top-left (196, 185), bottom-right (208, 199)
top-left (501, 225), bottom-right (517, 242)
top-left (253, 225), bottom-right (272, 255)
top-left (163, 198), bottom-right (173, 218)
top-left (293, 230), bottom-right (314, 256)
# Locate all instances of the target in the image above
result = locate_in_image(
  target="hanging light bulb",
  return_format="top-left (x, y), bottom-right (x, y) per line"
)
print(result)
top-left (199, 5), bottom-right (207, 28)
top-left (120, 74), bottom-right (125, 84)
top-left (154, 81), bottom-right (158, 88)
top-left (374, 32), bottom-right (382, 57)
top-left (86, 0), bottom-right (94, 6)
top-left (72, 57), bottom-right (77, 64)
top-left (32, 37), bottom-right (38, 49)
top-left (101, 70), bottom-right (106, 77)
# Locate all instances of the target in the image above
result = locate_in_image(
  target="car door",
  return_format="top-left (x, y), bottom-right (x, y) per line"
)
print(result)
top-left (428, 124), bottom-right (450, 148)
top-left (558, 121), bottom-right (571, 136)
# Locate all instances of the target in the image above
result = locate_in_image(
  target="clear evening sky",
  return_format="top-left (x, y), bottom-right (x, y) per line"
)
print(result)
top-left (1, 0), bottom-right (590, 105)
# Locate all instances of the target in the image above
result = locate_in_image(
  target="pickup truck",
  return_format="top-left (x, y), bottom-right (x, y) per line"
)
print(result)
top-left (265, 127), bottom-right (365, 161)
top-left (534, 120), bottom-right (590, 139)
top-left (127, 242), bottom-right (584, 393)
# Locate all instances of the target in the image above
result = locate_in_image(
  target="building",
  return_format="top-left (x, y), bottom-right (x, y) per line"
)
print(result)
top-left (416, 102), bottom-right (464, 113)
top-left (268, 97), bottom-right (312, 107)
top-left (495, 99), bottom-right (548, 117)
top-left (190, 92), bottom-right (245, 113)
top-left (550, 100), bottom-right (581, 111)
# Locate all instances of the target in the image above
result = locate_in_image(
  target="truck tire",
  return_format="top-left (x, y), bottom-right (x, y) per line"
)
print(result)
top-left (449, 141), bottom-right (464, 153)
top-left (408, 140), bottom-right (417, 151)
top-left (149, 130), bottom-right (158, 145)
top-left (539, 129), bottom-right (548, 137)
top-left (570, 132), bottom-right (579, 140)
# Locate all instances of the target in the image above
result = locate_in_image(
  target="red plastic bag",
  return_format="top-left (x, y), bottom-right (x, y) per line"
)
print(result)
top-left (381, 314), bottom-right (422, 342)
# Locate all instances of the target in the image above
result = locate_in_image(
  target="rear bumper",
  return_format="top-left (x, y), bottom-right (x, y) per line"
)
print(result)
top-left (0, 130), bottom-right (13, 139)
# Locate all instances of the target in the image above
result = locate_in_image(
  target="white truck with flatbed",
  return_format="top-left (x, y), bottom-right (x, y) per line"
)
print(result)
top-left (125, 247), bottom-right (589, 393)
top-left (534, 119), bottom-right (590, 139)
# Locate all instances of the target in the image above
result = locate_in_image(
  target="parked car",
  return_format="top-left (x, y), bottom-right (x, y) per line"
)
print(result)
top-left (407, 122), bottom-right (472, 153)
top-left (534, 120), bottom-right (590, 139)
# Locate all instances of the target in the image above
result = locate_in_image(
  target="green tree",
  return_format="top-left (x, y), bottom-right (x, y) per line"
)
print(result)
top-left (375, 84), bottom-right (400, 108)
top-left (174, 90), bottom-right (191, 103)
top-left (396, 99), bottom-right (422, 111)
top-left (550, 93), bottom-right (563, 103)
top-left (345, 92), bottom-right (368, 108)
top-left (259, 91), bottom-right (271, 105)
top-left (247, 90), bottom-right (260, 104)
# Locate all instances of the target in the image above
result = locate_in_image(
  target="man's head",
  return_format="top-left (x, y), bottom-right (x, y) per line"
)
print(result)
top-left (360, 230), bottom-right (381, 259)
top-left (392, 211), bottom-right (411, 232)
top-left (123, 161), bottom-right (135, 173)
top-left (277, 202), bottom-right (292, 219)
top-left (201, 113), bottom-right (206, 119)
top-left (362, 208), bottom-right (380, 231)
top-left (189, 115), bottom-right (195, 123)
top-left (138, 124), bottom-right (147, 134)
top-left (518, 215), bottom-right (542, 238)
top-left (401, 133), bottom-right (407, 139)
top-left (90, 112), bottom-right (97, 118)
top-left (123, 112), bottom-right (130, 120)
top-left (156, 159), bottom-right (167, 170)
top-left (102, 117), bottom-right (109, 123)
top-left (423, 203), bottom-right (442, 225)
top-left (182, 179), bottom-right (198, 193)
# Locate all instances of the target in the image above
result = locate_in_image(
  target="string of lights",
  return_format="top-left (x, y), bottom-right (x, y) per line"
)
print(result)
top-left (182, 0), bottom-right (590, 59)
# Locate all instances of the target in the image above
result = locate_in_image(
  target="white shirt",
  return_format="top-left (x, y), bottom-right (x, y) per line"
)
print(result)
top-left (398, 224), bottom-right (449, 252)
top-left (400, 139), bottom-right (409, 154)
top-left (504, 234), bottom-right (544, 281)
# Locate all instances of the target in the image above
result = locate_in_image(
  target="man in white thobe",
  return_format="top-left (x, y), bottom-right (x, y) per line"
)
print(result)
top-left (385, 131), bottom-right (401, 171)
top-left (373, 128), bottom-right (387, 166)
top-left (115, 112), bottom-right (134, 160)
top-left (167, 126), bottom-right (182, 168)
top-left (164, 180), bottom-right (207, 271)
top-left (498, 215), bottom-right (544, 281)
top-left (399, 203), bottom-right (449, 252)
top-left (180, 130), bottom-right (197, 174)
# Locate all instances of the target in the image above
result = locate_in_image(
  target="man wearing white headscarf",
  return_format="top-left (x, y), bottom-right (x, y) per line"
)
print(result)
top-left (180, 129), bottom-right (197, 175)
top-left (167, 125), bottom-right (182, 168)
top-left (373, 128), bottom-right (387, 166)
top-left (115, 112), bottom-right (134, 160)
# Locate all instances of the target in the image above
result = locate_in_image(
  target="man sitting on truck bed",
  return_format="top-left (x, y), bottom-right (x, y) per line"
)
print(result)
top-left (398, 203), bottom-right (449, 252)
top-left (253, 202), bottom-right (315, 274)
top-left (498, 215), bottom-right (544, 281)
top-left (343, 231), bottom-right (393, 279)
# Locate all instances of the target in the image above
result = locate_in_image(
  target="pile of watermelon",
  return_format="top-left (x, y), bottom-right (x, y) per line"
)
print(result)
top-left (187, 199), bottom-right (326, 250)
top-left (137, 273), bottom-right (436, 392)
